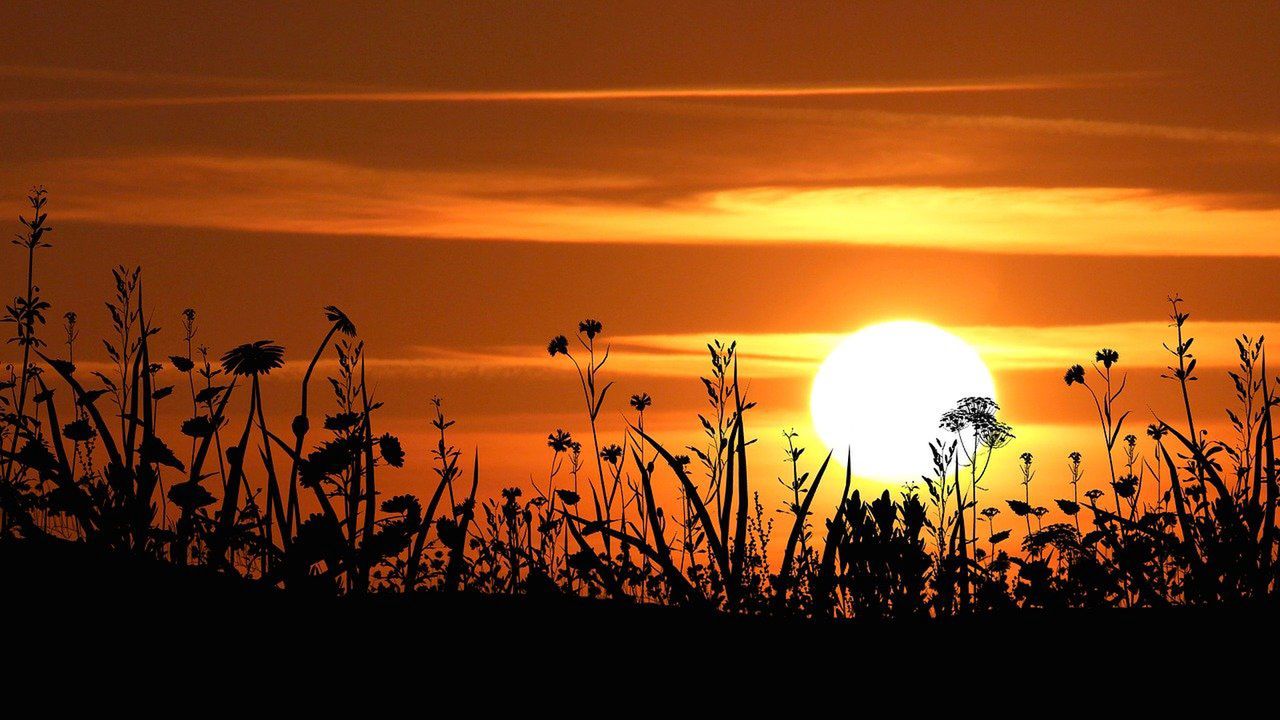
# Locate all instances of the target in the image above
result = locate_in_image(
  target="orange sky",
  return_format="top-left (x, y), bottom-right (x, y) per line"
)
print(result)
top-left (2, 2), bottom-right (1279, 512)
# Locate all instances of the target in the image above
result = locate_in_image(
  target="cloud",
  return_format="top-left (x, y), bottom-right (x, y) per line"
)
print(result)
top-left (0, 75), bottom-right (1116, 113)
top-left (871, 110), bottom-right (1280, 148)
top-left (25, 154), bottom-right (1280, 256)
top-left (650, 103), bottom-right (1280, 149)
top-left (282, 320), bottom-right (1280, 382)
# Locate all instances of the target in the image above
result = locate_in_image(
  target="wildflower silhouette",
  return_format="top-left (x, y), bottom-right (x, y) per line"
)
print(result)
top-left (3, 188), bottom-right (1280, 626)
top-left (600, 444), bottom-right (623, 465)
top-left (221, 340), bottom-right (285, 376)
top-left (548, 429), bottom-right (574, 452)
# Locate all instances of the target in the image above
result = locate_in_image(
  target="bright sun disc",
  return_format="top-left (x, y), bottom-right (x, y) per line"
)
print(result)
top-left (810, 321), bottom-right (995, 483)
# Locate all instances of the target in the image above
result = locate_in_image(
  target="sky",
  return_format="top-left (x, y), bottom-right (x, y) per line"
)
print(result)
top-left (2, 2), bottom-right (1279, 513)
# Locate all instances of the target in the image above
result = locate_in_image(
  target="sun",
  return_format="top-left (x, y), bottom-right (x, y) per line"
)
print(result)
top-left (809, 320), bottom-right (995, 483)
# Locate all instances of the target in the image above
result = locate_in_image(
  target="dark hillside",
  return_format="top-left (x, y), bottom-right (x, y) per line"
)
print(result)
top-left (4, 538), bottom-right (1274, 686)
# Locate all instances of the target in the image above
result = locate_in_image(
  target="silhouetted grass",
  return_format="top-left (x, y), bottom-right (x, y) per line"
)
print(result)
top-left (3, 188), bottom-right (1279, 622)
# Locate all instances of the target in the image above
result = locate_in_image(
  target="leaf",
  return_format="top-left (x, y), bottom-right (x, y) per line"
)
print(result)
top-left (90, 371), bottom-right (116, 391)
top-left (180, 415), bottom-right (217, 438)
top-left (325, 412), bottom-right (360, 432)
top-left (1073, 530), bottom-right (1103, 547)
top-left (46, 358), bottom-right (74, 376)
top-left (194, 385), bottom-right (227, 404)
top-left (698, 414), bottom-right (714, 434)
top-left (1006, 499), bottom-right (1033, 516)
top-left (592, 381), bottom-right (614, 420)
top-left (76, 389), bottom-right (109, 406)
top-left (140, 436), bottom-right (185, 472)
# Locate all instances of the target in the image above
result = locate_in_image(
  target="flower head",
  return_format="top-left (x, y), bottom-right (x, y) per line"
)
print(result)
top-left (1095, 348), bottom-right (1120, 369)
top-left (62, 418), bottom-right (96, 442)
top-left (578, 319), bottom-right (603, 340)
top-left (1064, 364), bottom-right (1086, 386)
top-left (547, 335), bottom-right (569, 357)
top-left (220, 340), bottom-right (285, 377)
top-left (939, 397), bottom-right (1014, 448)
top-left (600, 444), bottom-right (623, 465)
top-left (378, 433), bottom-right (405, 468)
top-left (324, 305), bottom-right (358, 337)
top-left (547, 428), bottom-right (574, 453)
top-left (629, 393), bottom-right (652, 412)
top-left (1112, 475), bottom-right (1138, 498)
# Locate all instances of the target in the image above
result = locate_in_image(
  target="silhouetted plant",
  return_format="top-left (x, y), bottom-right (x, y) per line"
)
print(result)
top-left (0, 187), bottom-right (52, 535)
top-left (940, 396), bottom-right (1014, 611)
top-left (11, 188), bottom-right (1280, 623)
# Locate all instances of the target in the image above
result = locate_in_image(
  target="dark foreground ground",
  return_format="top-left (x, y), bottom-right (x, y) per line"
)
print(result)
top-left (3, 537), bottom-right (1276, 699)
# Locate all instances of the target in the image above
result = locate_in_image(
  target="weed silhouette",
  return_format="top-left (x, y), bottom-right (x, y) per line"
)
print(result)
top-left (4, 188), bottom-right (1280, 622)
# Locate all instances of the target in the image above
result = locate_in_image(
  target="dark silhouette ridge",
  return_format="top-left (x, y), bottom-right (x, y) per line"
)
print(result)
top-left (4, 188), bottom-right (1280, 643)
top-left (5, 536), bottom-right (1276, 693)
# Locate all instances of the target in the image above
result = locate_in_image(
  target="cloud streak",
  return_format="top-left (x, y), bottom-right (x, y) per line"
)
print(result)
top-left (0, 75), bottom-right (1119, 113)
top-left (291, 320), bottom-right (1280, 382)
top-left (25, 154), bottom-right (1280, 256)
top-left (652, 103), bottom-right (1280, 149)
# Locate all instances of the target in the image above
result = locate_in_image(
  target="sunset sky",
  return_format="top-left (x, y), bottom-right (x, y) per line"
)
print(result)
top-left (3, 2), bottom-right (1279, 508)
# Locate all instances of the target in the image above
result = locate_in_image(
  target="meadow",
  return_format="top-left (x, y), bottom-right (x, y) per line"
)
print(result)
top-left (3, 186), bottom-right (1276, 619)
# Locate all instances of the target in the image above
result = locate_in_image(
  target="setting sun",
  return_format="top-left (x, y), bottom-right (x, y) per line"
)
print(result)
top-left (810, 321), bottom-right (996, 482)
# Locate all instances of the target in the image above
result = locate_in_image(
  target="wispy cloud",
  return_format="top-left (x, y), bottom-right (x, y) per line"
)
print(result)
top-left (643, 322), bottom-right (1280, 373)
top-left (0, 73), bottom-right (1123, 113)
top-left (26, 154), bottom-right (1280, 256)
top-left (651, 103), bottom-right (1280, 149)
top-left (297, 321), bottom-right (1280, 381)
top-left (870, 110), bottom-right (1280, 148)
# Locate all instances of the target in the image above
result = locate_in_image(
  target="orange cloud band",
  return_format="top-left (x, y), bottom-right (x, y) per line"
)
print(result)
top-left (23, 154), bottom-right (1280, 256)
top-left (281, 321), bottom-right (1280, 381)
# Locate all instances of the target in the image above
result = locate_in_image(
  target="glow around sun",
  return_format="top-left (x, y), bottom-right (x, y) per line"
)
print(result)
top-left (809, 321), bottom-right (995, 483)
